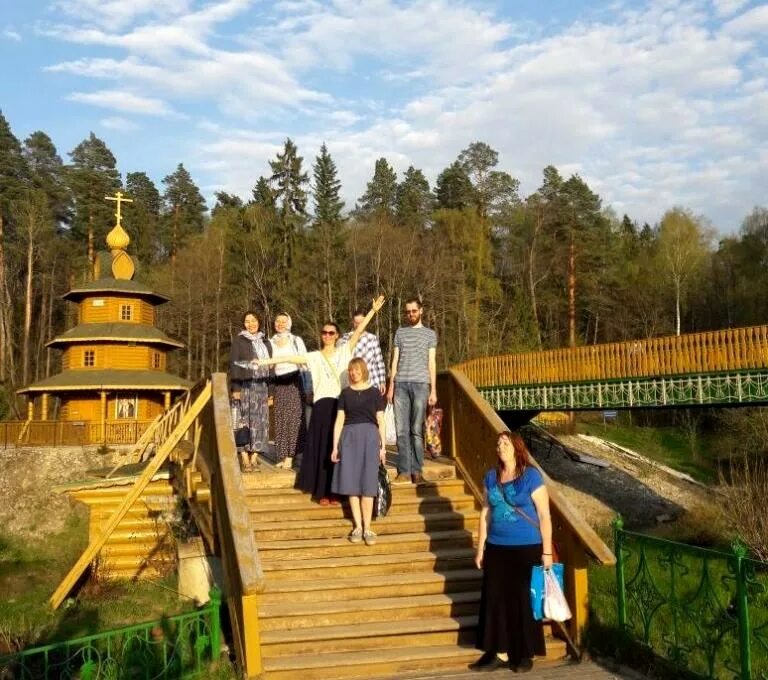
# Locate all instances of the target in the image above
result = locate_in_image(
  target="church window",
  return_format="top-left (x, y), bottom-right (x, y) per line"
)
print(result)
top-left (120, 304), bottom-right (133, 321)
top-left (83, 350), bottom-right (95, 367)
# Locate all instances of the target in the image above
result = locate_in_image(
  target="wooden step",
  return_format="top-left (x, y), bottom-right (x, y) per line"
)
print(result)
top-left (253, 511), bottom-right (479, 540)
top-left (258, 591), bottom-right (480, 631)
top-left (260, 616), bottom-right (477, 657)
top-left (246, 478), bottom-right (470, 504)
top-left (249, 495), bottom-right (476, 521)
top-left (261, 548), bottom-right (475, 580)
top-left (261, 568), bottom-right (481, 603)
top-left (261, 644), bottom-right (480, 680)
top-left (257, 530), bottom-right (475, 561)
top-left (242, 463), bottom-right (455, 491)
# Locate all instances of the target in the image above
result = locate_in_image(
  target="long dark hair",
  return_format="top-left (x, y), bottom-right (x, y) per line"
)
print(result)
top-left (496, 430), bottom-right (531, 482)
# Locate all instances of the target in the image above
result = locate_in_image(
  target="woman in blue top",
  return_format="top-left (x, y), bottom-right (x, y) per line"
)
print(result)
top-left (471, 431), bottom-right (553, 673)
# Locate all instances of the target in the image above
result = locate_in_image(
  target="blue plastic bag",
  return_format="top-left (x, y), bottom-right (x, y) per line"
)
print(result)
top-left (530, 563), bottom-right (565, 621)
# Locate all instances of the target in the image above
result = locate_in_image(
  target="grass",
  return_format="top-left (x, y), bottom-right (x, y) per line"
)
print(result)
top-left (577, 417), bottom-right (718, 484)
top-left (0, 512), bottom-right (197, 653)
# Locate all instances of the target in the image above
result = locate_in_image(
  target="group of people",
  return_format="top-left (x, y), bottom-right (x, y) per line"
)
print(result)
top-left (228, 297), bottom-right (554, 672)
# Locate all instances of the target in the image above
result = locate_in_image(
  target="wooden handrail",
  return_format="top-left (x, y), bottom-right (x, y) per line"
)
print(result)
top-left (457, 324), bottom-right (768, 388)
top-left (200, 373), bottom-right (264, 677)
top-left (49, 380), bottom-right (212, 610)
top-left (438, 368), bottom-right (615, 644)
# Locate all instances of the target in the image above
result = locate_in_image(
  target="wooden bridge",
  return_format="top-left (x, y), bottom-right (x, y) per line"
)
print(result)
top-left (42, 323), bottom-right (768, 679)
top-left (458, 324), bottom-right (768, 412)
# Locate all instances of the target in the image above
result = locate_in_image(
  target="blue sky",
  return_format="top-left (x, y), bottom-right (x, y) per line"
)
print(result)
top-left (1, 0), bottom-right (766, 232)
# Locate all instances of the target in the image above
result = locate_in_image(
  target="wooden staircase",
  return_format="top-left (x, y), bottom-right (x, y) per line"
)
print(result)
top-left (238, 463), bottom-right (568, 680)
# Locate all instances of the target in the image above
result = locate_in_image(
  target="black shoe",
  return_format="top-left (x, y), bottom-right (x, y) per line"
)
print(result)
top-left (469, 652), bottom-right (502, 671)
top-left (513, 658), bottom-right (533, 673)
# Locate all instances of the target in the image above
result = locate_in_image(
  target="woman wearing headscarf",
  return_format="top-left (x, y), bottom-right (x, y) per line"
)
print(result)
top-left (253, 296), bottom-right (385, 504)
top-left (229, 311), bottom-right (272, 471)
top-left (269, 312), bottom-right (308, 469)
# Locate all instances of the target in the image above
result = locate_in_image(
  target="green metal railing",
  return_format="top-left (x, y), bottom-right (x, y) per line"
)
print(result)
top-left (0, 589), bottom-right (221, 680)
top-left (614, 518), bottom-right (768, 679)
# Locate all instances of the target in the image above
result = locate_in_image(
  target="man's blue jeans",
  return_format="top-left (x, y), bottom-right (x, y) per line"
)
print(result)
top-left (394, 381), bottom-right (429, 475)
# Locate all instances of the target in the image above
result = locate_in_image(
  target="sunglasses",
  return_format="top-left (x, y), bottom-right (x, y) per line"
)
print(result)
top-left (321, 330), bottom-right (337, 336)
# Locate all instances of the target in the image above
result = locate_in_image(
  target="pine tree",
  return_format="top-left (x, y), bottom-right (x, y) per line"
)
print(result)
top-left (23, 131), bottom-right (71, 227)
top-left (161, 163), bottom-right (207, 263)
top-left (0, 110), bottom-right (29, 385)
top-left (251, 176), bottom-right (275, 209)
top-left (66, 132), bottom-right (121, 272)
top-left (125, 171), bottom-right (161, 266)
top-left (396, 166), bottom-right (432, 229)
top-left (311, 143), bottom-right (345, 320)
top-left (213, 191), bottom-right (243, 215)
top-left (356, 158), bottom-right (397, 219)
top-left (269, 138), bottom-right (308, 275)
top-left (435, 161), bottom-right (475, 210)
top-left (313, 143), bottom-right (344, 225)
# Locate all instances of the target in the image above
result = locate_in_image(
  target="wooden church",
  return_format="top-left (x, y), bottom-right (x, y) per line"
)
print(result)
top-left (18, 193), bottom-right (191, 442)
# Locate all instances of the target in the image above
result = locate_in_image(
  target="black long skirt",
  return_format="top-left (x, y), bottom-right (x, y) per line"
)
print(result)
top-left (475, 542), bottom-right (546, 666)
top-left (295, 397), bottom-right (337, 500)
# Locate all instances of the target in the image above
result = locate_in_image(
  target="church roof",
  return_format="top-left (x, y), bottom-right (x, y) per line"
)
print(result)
top-left (18, 370), bottom-right (193, 394)
top-left (63, 278), bottom-right (170, 304)
top-left (47, 323), bottom-right (184, 349)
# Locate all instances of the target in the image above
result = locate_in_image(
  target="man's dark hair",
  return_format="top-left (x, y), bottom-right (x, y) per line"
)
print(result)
top-left (404, 297), bottom-right (422, 308)
top-left (352, 309), bottom-right (366, 318)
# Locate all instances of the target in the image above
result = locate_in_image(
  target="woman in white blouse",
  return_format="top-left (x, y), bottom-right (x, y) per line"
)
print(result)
top-left (269, 313), bottom-right (308, 470)
top-left (255, 296), bottom-right (385, 504)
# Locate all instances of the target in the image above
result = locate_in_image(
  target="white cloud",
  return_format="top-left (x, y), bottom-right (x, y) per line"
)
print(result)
top-left (712, 0), bottom-right (750, 18)
top-left (100, 116), bottom-right (141, 131)
top-left (39, 0), bottom-right (768, 230)
top-left (3, 27), bottom-right (22, 41)
top-left (67, 90), bottom-right (179, 116)
top-left (724, 5), bottom-right (768, 34)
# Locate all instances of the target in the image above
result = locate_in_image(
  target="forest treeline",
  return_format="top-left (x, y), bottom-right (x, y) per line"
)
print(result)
top-left (1, 109), bottom-right (767, 418)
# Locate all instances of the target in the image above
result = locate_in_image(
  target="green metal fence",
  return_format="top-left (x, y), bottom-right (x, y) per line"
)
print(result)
top-left (613, 518), bottom-right (768, 679)
top-left (0, 588), bottom-right (221, 680)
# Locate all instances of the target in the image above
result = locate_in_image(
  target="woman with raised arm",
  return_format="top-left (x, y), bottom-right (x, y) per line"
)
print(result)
top-left (330, 357), bottom-right (387, 545)
top-left (254, 296), bottom-right (385, 504)
top-left (471, 431), bottom-right (552, 674)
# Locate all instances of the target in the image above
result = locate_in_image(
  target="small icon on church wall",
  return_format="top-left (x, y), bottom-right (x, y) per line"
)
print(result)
top-left (116, 397), bottom-right (137, 419)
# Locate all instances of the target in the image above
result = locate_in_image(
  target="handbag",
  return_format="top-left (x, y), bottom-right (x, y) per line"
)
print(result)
top-left (230, 398), bottom-right (250, 448)
top-left (374, 463), bottom-right (392, 518)
top-left (543, 567), bottom-right (572, 622)
top-left (530, 563), bottom-right (569, 621)
top-left (425, 406), bottom-right (443, 458)
top-left (384, 404), bottom-right (397, 446)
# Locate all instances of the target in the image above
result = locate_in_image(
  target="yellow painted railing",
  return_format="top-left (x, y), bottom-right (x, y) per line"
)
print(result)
top-left (49, 374), bottom-right (264, 678)
top-left (1, 419), bottom-right (155, 447)
top-left (457, 325), bottom-right (768, 388)
top-left (438, 368), bottom-right (615, 645)
top-left (193, 373), bottom-right (264, 678)
top-left (49, 380), bottom-right (212, 610)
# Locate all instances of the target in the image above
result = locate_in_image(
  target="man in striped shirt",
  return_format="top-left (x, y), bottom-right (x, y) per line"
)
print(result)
top-left (387, 297), bottom-right (438, 484)
top-left (339, 310), bottom-right (387, 394)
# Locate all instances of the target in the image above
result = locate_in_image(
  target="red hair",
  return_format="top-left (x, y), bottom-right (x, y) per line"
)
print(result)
top-left (496, 430), bottom-right (531, 479)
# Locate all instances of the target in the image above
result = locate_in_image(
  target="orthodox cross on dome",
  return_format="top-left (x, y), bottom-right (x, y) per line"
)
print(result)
top-left (106, 191), bottom-right (133, 229)
top-left (104, 192), bottom-right (136, 281)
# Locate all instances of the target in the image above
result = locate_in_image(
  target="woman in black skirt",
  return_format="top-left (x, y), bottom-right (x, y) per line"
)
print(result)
top-left (330, 358), bottom-right (386, 546)
top-left (253, 296), bottom-right (385, 504)
top-left (472, 431), bottom-right (553, 673)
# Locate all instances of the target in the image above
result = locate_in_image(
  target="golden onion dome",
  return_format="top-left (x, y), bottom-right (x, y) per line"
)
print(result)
top-left (106, 223), bottom-right (130, 251)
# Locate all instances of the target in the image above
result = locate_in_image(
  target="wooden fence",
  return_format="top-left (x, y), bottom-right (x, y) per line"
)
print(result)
top-left (457, 325), bottom-right (768, 388)
top-left (0, 420), bottom-right (155, 448)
